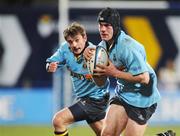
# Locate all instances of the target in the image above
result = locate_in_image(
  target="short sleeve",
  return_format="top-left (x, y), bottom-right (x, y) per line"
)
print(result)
top-left (117, 36), bottom-right (148, 75)
top-left (46, 42), bottom-right (67, 67)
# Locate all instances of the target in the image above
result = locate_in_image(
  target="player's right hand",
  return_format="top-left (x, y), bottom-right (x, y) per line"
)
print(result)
top-left (47, 62), bottom-right (59, 72)
top-left (83, 47), bottom-right (95, 61)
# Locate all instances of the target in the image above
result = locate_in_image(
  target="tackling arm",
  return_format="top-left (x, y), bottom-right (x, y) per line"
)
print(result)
top-left (46, 62), bottom-right (59, 73)
top-left (95, 61), bottom-right (150, 85)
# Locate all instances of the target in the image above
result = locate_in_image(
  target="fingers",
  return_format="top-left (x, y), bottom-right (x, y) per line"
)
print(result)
top-left (93, 72), bottom-right (103, 76)
top-left (93, 65), bottom-right (106, 74)
top-left (83, 47), bottom-right (95, 60)
top-left (48, 62), bottom-right (58, 72)
top-left (96, 64), bottom-right (106, 69)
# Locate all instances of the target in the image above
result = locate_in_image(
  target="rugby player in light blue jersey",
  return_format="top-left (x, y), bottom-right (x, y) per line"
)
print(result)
top-left (46, 22), bottom-right (110, 136)
top-left (84, 8), bottom-right (161, 136)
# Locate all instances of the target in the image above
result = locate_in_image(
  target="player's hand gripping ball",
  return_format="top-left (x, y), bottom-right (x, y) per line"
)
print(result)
top-left (86, 46), bottom-right (109, 86)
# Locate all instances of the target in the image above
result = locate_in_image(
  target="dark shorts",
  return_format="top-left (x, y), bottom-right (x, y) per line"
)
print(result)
top-left (69, 94), bottom-right (109, 124)
top-left (109, 96), bottom-right (157, 125)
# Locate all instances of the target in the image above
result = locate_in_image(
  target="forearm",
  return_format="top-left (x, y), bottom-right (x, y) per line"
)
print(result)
top-left (114, 70), bottom-right (150, 84)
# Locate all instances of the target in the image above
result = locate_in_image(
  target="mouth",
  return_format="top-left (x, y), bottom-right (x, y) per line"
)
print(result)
top-left (100, 33), bottom-right (108, 39)
top-left (73, 48), bottom-right (81, 53)
top-left (100, 32), bottom-right (108, 36)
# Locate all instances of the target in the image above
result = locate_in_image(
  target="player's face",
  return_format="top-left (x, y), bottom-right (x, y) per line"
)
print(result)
top-left (99, 22), bottom-right (113, 42)
top-left (66, 34), bottom-right (87, 55)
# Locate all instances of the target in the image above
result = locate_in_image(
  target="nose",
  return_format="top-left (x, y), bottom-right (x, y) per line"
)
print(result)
top-left (72, 41), bottom-right (77, 48)
top-left (100, 25), bottom-right (106, 31)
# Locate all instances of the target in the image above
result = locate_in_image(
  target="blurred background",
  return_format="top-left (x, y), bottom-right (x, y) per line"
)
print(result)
top-left (0, 0), bottom-right (180, 136)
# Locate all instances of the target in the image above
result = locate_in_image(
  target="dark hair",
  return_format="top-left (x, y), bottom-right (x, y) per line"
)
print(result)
top-left (97, 7), bottom-right (121, 42)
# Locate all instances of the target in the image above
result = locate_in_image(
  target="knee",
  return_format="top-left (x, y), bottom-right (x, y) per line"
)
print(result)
top-left (52, 112), bottom-right (65, 128)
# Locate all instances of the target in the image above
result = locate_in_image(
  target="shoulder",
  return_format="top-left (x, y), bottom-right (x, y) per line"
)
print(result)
top-left (118, 31), bottom-right (133, 46)
top-left (117, 31), bottom-right (144, 51)
top-left (116, 32), bottom-right (131, 52)
top-left (57, 42), bottom-right (73, 55)
top-left (60, 42), bottom-right (69, 50)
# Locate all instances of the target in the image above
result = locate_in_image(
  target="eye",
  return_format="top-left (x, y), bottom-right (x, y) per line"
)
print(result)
top-left (75, 38), bottom-right (79, 42)
top-left (67, 40), bottom-right (73, 45)
top-left (104, 24), bottom-right (111, 27)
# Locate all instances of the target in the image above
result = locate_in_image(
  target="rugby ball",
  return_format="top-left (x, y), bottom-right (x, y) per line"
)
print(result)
top-left (86, 46), bottom-right (109, 86)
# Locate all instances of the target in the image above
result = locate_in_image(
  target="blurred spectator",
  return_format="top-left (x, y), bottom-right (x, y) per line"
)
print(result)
top-left (158, 59), bottom-right (180, 92)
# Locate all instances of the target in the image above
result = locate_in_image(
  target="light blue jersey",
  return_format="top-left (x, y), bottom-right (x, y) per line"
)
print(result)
top-left (46, 42), bottom-right (110, 100)
top-left (99, 31), bottom-right (161, 108)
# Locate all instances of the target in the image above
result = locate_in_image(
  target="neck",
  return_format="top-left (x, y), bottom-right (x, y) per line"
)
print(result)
top-left (107, 39), bottom-right (114, 45)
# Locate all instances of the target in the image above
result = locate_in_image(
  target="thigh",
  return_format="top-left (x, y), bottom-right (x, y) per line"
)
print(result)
top-left (68, 101), bottom-right (87, 122)
top-left (102, 104), bottom-right (128, 136)
top-left (124, 118), bottom-right (147, 136)
top-left (76, 97), bottom-right (108, 124)
top-left (111, 96), bottom-right (157, 125)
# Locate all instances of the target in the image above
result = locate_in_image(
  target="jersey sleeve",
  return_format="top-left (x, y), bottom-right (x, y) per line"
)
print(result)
top-left (118, 37), bottom-right (148, 76)
top-left (46, 43), bottom-right (67, 67)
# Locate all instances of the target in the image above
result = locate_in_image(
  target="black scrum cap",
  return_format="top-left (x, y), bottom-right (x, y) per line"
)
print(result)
top-left (97, 7), bottom-right (121, 43)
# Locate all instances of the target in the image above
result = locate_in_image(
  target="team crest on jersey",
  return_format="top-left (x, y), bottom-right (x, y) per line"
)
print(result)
top-left (83, 62), bottom-right (87, 69)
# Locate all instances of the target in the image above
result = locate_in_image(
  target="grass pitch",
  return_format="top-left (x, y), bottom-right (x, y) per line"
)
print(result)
top-left (0, 125), bottom-right (179, 136)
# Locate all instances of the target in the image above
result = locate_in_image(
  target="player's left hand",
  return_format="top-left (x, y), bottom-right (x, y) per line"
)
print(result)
top-left (47, 62), bottom-right (59, 72)
top-left (83, 47), bottom-right (95, 61)
top-left (93, 60), bottom-right (119, 77)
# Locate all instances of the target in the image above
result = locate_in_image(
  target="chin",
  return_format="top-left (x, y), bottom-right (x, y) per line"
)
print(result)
top-left (74, 51), bottom-right (81, 56)
top-left (101, 36), bottom-right (108, 41)
top-left (101, 37), bottom-right (106, 40)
